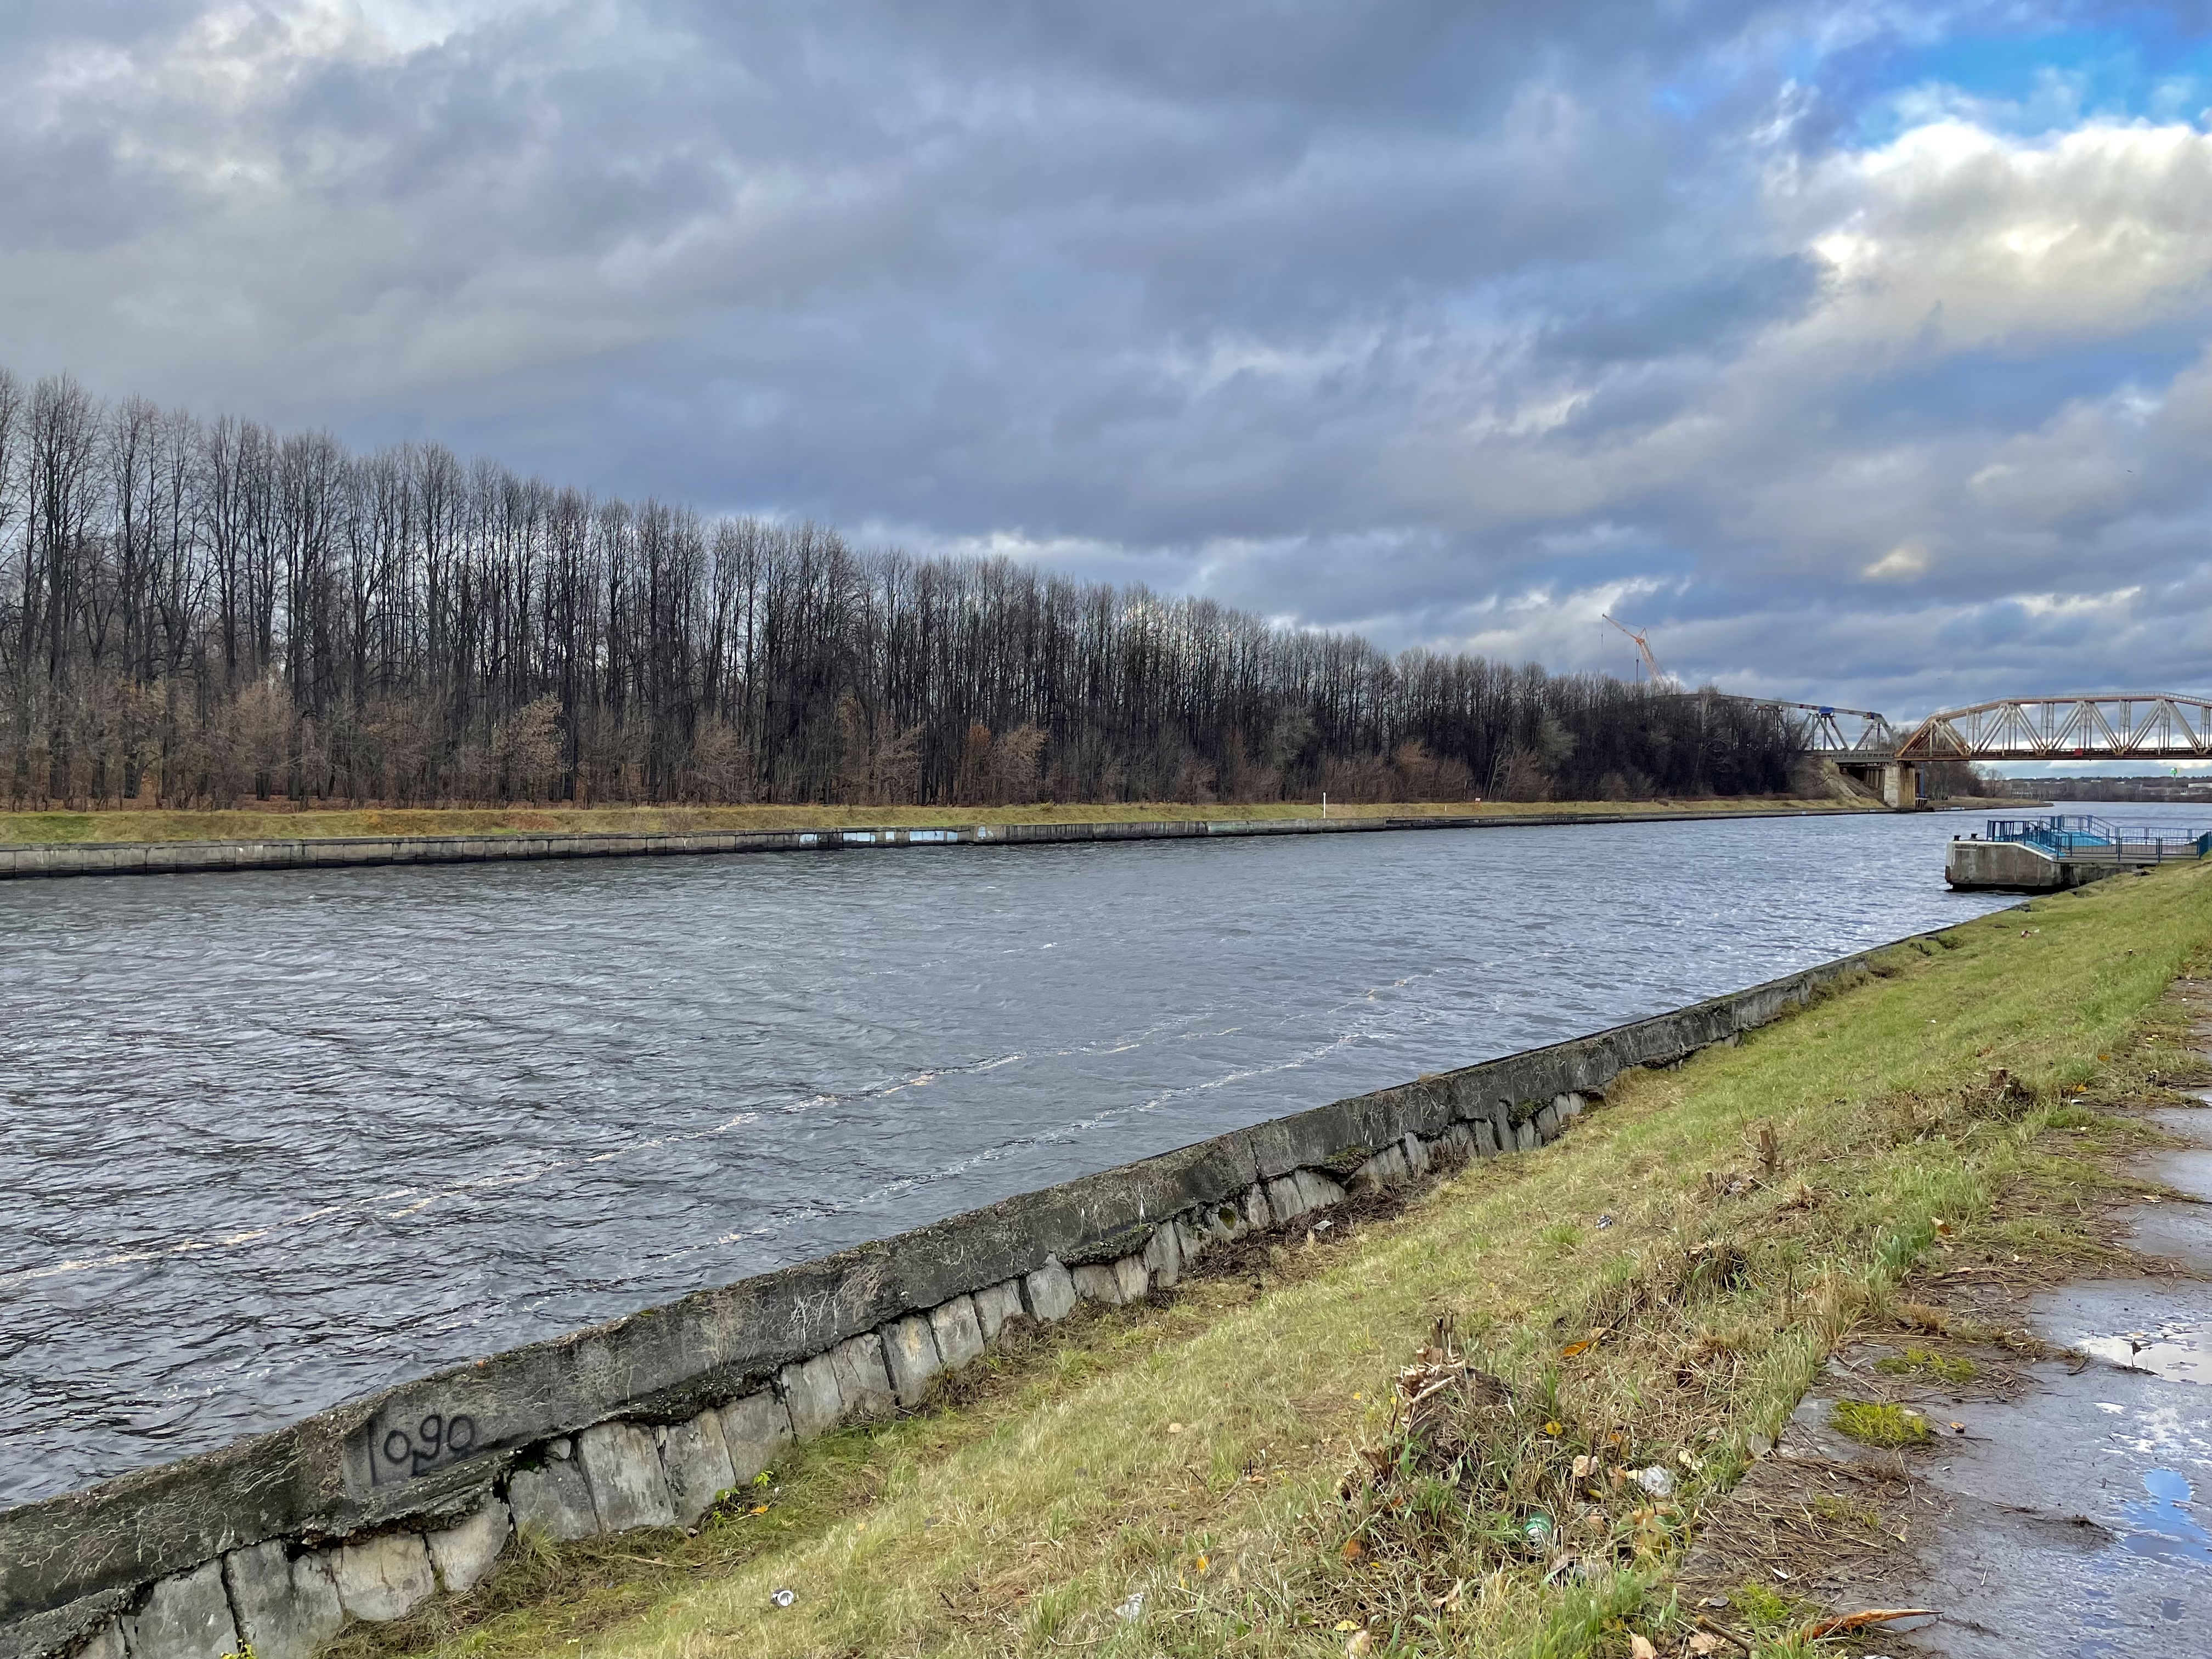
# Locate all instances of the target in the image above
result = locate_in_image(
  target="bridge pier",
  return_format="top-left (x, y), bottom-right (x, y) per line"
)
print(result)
top-left (1836, 759), bottom-right (1922, 810)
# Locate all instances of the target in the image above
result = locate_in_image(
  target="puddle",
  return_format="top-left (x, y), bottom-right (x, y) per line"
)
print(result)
top-left (2035, 1282), bottom-right (2212, 1386)
top-left (2114, 1469), bottom-right (2212, 1567)
top-left (2074, 1322), bottom-right (2211, 1383)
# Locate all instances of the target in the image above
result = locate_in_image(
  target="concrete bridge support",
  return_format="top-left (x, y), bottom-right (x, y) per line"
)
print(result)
top-left (1837, 759), bottom-right (1922, 810)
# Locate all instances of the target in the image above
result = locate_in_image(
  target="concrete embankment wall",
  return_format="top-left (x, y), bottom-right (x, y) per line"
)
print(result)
top-left (1942, 837), bottom-right (2178, 893)
top-left (1944, 838), bottom-right (2091, 891)
top-left (0, 805), bottom-right (1870, 883)
top-left (0, 938), bottom-right (1908, 1659)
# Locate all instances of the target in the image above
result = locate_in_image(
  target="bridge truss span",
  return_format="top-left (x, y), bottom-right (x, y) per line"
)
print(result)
top-left (1897, 694), bottom-right (2212, 763)
top-left (1719, 696), bottom-right (1900, 757)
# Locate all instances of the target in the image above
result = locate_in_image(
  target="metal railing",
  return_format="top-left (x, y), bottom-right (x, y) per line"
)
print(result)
top-left (1983, 815), bottom-right (2212, 862)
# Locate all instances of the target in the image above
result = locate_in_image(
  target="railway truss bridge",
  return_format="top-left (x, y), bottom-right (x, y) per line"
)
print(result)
top-left (1746, 693), bottom-right (2212, 809)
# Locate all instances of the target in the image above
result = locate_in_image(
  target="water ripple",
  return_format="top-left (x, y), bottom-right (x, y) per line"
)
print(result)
top-left (0, 812), bottom-right (2048, 1504)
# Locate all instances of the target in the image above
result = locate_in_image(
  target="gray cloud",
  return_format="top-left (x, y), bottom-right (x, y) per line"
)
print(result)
top-left (2, 0), bottom-right (2208, 724)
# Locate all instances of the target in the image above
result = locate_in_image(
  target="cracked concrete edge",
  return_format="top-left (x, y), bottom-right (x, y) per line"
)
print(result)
top-left (0, 935), bottom-right (1910, 1649)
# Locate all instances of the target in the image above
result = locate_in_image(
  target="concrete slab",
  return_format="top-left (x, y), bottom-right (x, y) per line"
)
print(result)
top-left (425, 1498), bottom-right (511, 1595)
top-left (1401, 1130), bottom-right (1431, 1175)
top-left (1351, 1146), bottom-right (1407, 1194)
top-left (1240, 1183), bottom-right (1273, 1230)
top-left (1111, 1253), bottom-right (1150, 1302)
top-left (508, 1458), bottom-right (600, 1541)
top-left (2124, 1201), bottom-right (2212, 1275)
top-left (1070, 1262), bottom-right (1131, 1306)
top-left (123, 1562), bottom-right (239, 1659)
top-left (928, 1294), bottom-right (986, 1369)
top-left (2151, 1107), bottom-right (2212, 1148)
top-left (1140, 1223), bottom-right (1181, 1289)
top-left (882, 1315), bottom-right (942, 1408)
top-left (972, 1279), bottom-right (1025, 1342)
top-left (577, 1421), bottom-right (676, 1530)
top-left (659, 1412), bottom-right (736, 1526)
top-left (1022, 1260), bottom-right (1076, 1323)
top-left (718, 1391), bottom-right (792, 1483)
top-left (223, 1540), bottom-right (344, 1659)
top-left (779, 1354), bottom-right (843, 1438)
top-left (2151, 1144), bottom-right (2212, 1198)
top-left (1173, 1217), bottom-right (1213, 1267)
top-left (830, 1332), bottom-right (897, 1419)
top-left (328, 1532), bottom-right (435, 1622)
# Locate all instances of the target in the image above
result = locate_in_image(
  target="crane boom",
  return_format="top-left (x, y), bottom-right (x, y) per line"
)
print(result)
top-left (1601, 614), bottom-right (1668, 685)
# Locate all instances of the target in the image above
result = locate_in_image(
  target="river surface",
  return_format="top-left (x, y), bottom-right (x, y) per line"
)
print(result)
top-left (0, 803), bottom-right (2191, 1507)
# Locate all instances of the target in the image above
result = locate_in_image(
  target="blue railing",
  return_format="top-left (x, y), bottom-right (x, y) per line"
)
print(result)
top-left (1984, 815), bottom-right (2212, 861)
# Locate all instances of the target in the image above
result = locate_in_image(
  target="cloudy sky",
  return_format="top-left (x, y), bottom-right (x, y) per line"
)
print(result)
top-left (5, 1), bottom-right (2212, 730)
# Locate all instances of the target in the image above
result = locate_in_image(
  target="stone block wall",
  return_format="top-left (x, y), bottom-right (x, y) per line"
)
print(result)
top-left (0, 938), bottom-right (1908, 1659)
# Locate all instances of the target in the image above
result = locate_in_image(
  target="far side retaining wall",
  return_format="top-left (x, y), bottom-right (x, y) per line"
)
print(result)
top-left (0, 805), bottom-right (1871, 883)
top-left (0, 938), bottom-right (1905, 1659)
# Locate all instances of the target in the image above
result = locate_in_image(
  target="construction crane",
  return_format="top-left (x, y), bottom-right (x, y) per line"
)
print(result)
top-left (1602, 614), bottom-right (1671, 686)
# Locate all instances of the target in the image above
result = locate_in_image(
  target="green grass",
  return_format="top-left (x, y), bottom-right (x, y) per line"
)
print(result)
top-left (1827, 1401), bottom-right (1935, 1448)
top-left (334, 865), bottom-right (2212, 1659)
top-left (1874, 1346), bottom-right (1978, 1385)
top-left (0, 796), bottom-right (1870, 846)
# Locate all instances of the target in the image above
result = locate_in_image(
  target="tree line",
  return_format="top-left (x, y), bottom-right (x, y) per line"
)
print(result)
top-left (0, 366), bottom-right (1801, 810)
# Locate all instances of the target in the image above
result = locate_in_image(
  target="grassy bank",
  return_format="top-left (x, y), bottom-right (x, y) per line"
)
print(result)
top-left (330, 861), bottom-right (2212, 1659)
top-left (0, 797), bottom-right (1874, 847)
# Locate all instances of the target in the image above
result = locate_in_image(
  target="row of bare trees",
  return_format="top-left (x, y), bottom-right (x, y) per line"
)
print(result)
top-left (0, 368), bottom-right (1799, 810)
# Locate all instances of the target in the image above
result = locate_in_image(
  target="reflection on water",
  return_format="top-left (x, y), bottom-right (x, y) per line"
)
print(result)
top-left (0, 806), bottom-right (2087, 1505)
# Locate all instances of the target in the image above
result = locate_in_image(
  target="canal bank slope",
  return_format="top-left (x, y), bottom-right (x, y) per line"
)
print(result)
top-left (0, 797), bottom-right (1893, 881)
top-left (294, 866), bottom-right (2212, 1659)
top-left (0, 798), bottom-right (1867, 848)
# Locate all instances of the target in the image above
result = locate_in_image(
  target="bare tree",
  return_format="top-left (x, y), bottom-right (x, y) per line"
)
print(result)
top-left (0, 359), bottom-right (1802, 812)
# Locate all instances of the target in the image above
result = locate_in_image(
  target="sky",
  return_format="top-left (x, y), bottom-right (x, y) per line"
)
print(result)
top-left (5, 1), bottom-right (2212, 739)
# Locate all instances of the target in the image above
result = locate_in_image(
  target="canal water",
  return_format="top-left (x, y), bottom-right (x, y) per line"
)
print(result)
top-left (0, 804), bottom-right (2180, 1506)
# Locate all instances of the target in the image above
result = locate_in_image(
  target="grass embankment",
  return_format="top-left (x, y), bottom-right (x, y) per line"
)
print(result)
top-left (0, 797), bottom-right (1868, 847)
top-left (340, 867), bottom-right (2210, 1659)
